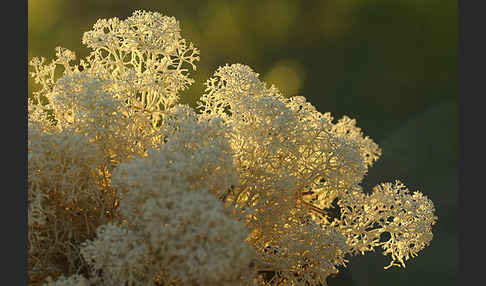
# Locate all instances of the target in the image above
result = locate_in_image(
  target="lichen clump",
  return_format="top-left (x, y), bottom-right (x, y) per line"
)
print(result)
top-left (28, 10), bottom-right (437, 286)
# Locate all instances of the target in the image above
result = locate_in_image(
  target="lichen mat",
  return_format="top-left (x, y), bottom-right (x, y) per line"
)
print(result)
top-left (28, 10), bottom-right (437, 286)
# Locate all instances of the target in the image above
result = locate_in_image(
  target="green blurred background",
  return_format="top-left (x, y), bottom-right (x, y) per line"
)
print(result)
top-left (28, 0), bottom-right (457, 285)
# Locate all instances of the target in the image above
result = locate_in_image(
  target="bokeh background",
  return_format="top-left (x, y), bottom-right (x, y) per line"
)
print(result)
top-left (28, 0), bottom-right (458, 285)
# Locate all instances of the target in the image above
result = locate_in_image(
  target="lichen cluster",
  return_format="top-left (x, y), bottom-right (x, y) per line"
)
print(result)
top-left (28, 10), bottom-right (437, 286)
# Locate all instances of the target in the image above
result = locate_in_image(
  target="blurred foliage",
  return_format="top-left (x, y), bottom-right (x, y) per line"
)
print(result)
top-left (28, 0), bottom-right (457, 285)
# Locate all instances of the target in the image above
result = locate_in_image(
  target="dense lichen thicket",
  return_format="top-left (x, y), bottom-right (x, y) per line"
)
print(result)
top-left (28, 10), bottom-right (437, 286)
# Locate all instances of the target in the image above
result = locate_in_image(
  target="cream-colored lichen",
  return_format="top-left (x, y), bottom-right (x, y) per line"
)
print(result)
top-left (28, 10), bottom-right (437, 286)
